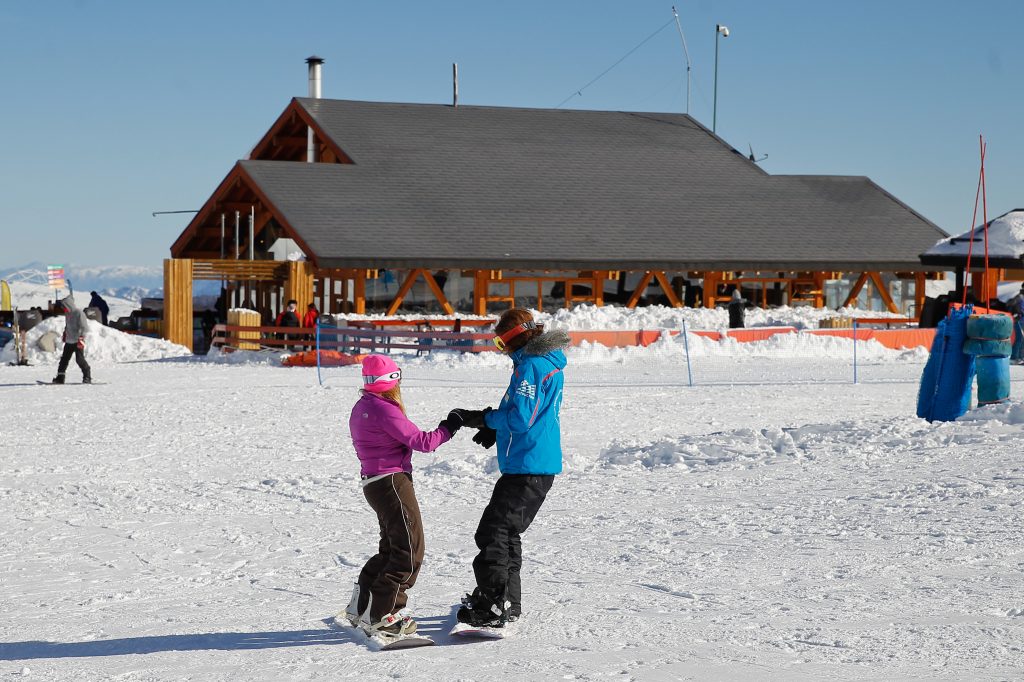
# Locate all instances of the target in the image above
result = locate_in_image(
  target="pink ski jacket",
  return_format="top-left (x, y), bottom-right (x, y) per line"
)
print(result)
top-left (349, 392), bottom-right (453, 477)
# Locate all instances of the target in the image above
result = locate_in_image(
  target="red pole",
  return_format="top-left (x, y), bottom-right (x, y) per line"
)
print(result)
top-left (961, 143), bottom-right (984, 306)
top-left (979, 136), bottom-right (990, 305)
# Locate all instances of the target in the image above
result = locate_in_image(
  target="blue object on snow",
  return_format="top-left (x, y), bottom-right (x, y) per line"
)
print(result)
top-left (975, 356), bottom-right (1010, 404)
top-left (962, 313), bottom-right (1012, 406)
top-left (966, 314), bottom-right (1013, 341)
top-left (917, 305), bottom-right (975, 422)
top-left (962, 337), bottom-right (1012, 358)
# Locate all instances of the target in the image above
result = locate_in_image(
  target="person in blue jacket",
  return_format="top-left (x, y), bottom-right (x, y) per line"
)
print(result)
top-left (457, 308), bottom-right (569, 628)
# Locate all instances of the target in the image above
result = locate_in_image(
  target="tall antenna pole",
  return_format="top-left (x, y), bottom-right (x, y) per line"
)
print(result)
top-left (453, 63), bottom-right (459, 108)
top-left (672, 6), bottom-right (692, 115)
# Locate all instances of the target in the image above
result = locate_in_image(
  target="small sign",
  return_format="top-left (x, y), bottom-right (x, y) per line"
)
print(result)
top-left (47, 265), bottom-right (65, 289)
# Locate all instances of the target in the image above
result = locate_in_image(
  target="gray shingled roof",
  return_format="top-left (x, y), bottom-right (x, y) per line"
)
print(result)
top-left (237, 98), bottom-right (948, 271)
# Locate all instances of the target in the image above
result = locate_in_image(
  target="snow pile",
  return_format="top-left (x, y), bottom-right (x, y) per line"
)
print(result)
top-left (383, 327), bottom-right (928, 372)
top-left (540, 303), bottom-right (894, 331)
top-left (203, 347), bottom-right (286, 366)
top-left (336, 303), bottom-right (910, 332)
top-left (598, 427), bottom-right (798, 470)
top-left (957, 400), bottom-right (1024, 425)
top-left (0, 317), bottom-right (192, 365)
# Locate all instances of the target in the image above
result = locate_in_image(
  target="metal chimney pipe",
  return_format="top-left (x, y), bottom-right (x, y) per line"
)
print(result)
top-left (453, 63), bottom-right (458, 108)
top-left (306, 56), bottom-right (324, 162)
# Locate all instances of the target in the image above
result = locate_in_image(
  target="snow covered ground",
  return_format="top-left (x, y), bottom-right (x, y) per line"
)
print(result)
top-left (2, 314), bottom-right (1024, 680)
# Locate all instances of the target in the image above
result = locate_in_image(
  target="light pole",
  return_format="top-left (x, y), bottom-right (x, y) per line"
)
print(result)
top-left (713, 23), bottom-right (729, 134)
top-left (671, 6), bottom-right (693, 115)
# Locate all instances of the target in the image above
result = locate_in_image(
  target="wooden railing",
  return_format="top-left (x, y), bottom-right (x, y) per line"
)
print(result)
top-left (211, 324), bottom-right (498, 354)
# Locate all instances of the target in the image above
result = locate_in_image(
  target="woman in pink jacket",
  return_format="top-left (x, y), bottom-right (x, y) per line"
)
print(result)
top-left (342, 354), bottom-right (475, 637)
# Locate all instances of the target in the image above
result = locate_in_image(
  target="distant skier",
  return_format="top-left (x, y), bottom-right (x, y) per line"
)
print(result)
top-left (456, 308), bottom-right (569, 628)
top-left (1008, 284), bottom-right (1024, 364)
top-left (342, 354), bottom-right (475, 636)
top-left (52, 294), bottom-right (92, 384)
top-left (88, 291), bottom-right (110, 325)
top-left (728, 288), bottom-right (746, 329)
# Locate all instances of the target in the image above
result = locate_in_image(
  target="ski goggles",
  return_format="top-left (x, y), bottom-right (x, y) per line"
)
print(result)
top-left (492, 321), bottom-right (537, 351)
top-left (362, 370), bottom-right (402, 385)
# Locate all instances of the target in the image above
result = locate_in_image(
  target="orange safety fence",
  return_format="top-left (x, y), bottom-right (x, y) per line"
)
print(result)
top-left (806, 328), bottom-right (936, 350)
top-left (723, 327), bottom-right (797, 342)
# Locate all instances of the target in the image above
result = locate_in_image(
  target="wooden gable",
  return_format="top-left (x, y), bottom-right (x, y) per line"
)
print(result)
top-left (170, 162), bottom-right (318, 264)
top-left (248, 98), bottom-right (353, 164)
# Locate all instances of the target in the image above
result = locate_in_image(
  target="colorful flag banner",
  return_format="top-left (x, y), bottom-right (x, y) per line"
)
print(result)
top-left (47, 265), bottom-right (65, 289)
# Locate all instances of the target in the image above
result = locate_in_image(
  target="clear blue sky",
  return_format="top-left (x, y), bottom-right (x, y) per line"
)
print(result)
top-left (2, 0), bottom-right (1022, 267)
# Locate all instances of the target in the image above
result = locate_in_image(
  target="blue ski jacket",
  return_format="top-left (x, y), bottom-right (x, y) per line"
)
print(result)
top-left (484, 330), bottom-right (569, 475)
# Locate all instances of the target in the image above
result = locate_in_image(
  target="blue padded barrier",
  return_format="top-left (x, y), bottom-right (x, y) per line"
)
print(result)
top-left (975, 356), bottom-right (1011, 404)
top-left (917, 306), bottom-right (976, 422)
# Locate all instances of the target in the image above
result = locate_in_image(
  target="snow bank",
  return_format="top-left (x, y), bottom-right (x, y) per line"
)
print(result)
top-left (391, 328), bottom-right (928, 369)
top-left (203, 347), bottom-right (286, 366)
top-left (336, 303), bottom-right (909, 332)
top-left (0, 317), bottom-right (192, 365)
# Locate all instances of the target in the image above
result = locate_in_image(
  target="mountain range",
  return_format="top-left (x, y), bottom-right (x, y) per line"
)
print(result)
top-left (1, 262), bottom-right (165, 300)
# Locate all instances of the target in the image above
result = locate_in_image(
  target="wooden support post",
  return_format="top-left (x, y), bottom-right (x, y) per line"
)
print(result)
top-left (284, 261), bottom-right (314, 310)
top-left (163, 258), bottom-right (194, 352)
top-left (474, 270), bottom-right (488, 316)
top-left (354, 270), bottom-right (366, 315)
top-left (914, 272), bottom-right (927, 320)
top-left (652, 271), bottom-right (683, 308)
top-left (971, 268), bottom-right (1000, 304)
top-left (842, 272), bottom-right (870, 308)
top-left (386, 269), bottom-right (421, 316)
top-left (867, 272), bottom-right (898, 313)
top-left (626, 271), bottom-right (655, 308)
top-left (422, 270), bottom-right (454, 315)
top-left (702, 272), bottom-right (719, 309)
top-left (593, 271), bottom-right (605, 307)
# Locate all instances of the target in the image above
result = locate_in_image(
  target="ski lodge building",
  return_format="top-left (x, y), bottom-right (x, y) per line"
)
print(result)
top-left (164, 62), bottom-right (949, 349)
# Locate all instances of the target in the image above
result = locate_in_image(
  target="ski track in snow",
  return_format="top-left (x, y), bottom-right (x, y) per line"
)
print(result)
top-left (1, 359), bottom-right (1024, 680)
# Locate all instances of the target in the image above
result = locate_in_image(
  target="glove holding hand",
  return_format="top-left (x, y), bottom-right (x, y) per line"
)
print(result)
top-left (438, 409), bottom-right (465, 435)
top-left (449, 407), bottom-right (489, 429)
top-left (76, 337), bottom-right (85, 349)
top-left (472, 426), bottom-right (497, 449)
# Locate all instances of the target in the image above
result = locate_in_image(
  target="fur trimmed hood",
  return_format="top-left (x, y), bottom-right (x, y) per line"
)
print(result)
top-left (522, 328), bottom-right (571, 356)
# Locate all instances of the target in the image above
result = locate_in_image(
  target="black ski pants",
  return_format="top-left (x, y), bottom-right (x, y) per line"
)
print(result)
top-left (358, 472), bottom-right (424, 622)
top-left (472, 473), bottom-right (554, 610)
top-left (57, 343), bottom-right (90, 379)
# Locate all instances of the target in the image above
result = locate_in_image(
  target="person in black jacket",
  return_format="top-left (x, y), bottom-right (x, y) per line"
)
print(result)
top-left (728, 289), bottom-right (745, 329)
top-left (275, 300), bottom-right (301, 349)
top-left (88, 291), bottom-right (110, 326)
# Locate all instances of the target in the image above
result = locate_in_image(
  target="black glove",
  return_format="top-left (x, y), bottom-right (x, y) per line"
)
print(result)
top-left (438, 409), bottom-right (465, 435)
top-left (472, 426), bottom-right (497, 449)
top-left (450, 408), bottom-right (489, 429)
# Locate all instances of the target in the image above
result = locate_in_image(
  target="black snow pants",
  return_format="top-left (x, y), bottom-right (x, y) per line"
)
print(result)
top-left (358, 473), bottom-right (424, 622)
top-left (57, 343), bottom-right (91, 379)
top-left (472, 473), bottom-right (554, 611)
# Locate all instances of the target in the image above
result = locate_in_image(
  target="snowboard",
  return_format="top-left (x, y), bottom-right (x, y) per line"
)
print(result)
top-left (326, 615), bottom-right (434, 651)
top-left (36, 380), bottom-right (106, 385)
top-left (449, 620), bottom-right (512, 640)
